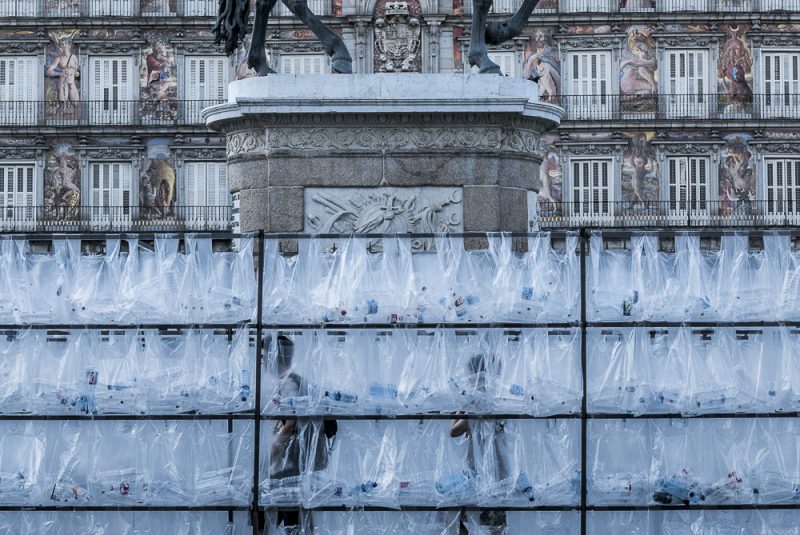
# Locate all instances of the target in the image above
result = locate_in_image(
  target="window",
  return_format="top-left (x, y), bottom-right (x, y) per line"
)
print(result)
top-left (0, 57), bottom-right (37, 125)
top-left (88, 57), bottom-right (133, 125)
top-left (278, 54), bottom-right (329, 75)
top-left (87, 0), bottom-right (134, 16)
top-left (183, 162), bottom-right (228, 225)
top-left (764, 158), bottom-right (800, 217)
top-left (90, 162), bottom-right (132, 222)
top-left (565, 51), bottom-right (612, 119)
top-left (666, 156), bottom-right (709, 216)
top-left (183, 56), bottom-right (229, 122)
top-left (570, 159), bottom-right (613, 220)
top-left (762, 52), bottom-right (800, 118)
top-left (664, 49), bottom-right (710, 118)
top-left (273, 0), bottom-right (329, 16)
top-left (469, 52), bottom-right (517, 77)
top-left (182, 0), bottom-right (217, 15)
top-left (0, 163), bottom-right (35, 225)
top-left (0, 0), bottom-right (37, 16)
top-left (560, 0), bottom-right (613, 12)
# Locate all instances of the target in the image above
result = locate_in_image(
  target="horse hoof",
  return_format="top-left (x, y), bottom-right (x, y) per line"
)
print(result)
top-left (468, 54), bottom-right (502, 75)
top-left (331, 56), bottom-right (353, 74)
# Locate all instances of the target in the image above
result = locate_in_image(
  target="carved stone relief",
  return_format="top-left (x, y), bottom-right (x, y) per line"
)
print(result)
top-left (374, 1), bottom-right (421, 73)
top-left (305, 187), bottom-right (463, 250)
top-left (227, 130), bottom-right (265, 159)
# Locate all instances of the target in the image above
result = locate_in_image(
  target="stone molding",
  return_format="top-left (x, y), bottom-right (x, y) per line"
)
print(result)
top-left (227, 130), bottom-right (266, 159)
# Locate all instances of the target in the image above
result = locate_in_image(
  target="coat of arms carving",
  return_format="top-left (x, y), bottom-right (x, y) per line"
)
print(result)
top-left (374, 2), bottom-right (421, 73)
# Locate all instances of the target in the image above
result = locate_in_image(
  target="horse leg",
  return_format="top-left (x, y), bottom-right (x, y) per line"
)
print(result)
top-left (281, 0), bottom-right (353, 73)
top-left (468, 0), bottom-right (501, 74)
top-left (485, 0), bottom-right (540, 45)
top-left (248, 0), bottom-right (279, 75)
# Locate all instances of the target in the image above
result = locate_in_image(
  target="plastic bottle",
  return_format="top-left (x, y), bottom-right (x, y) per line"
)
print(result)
top-left (324, 390), bottom-right (358, 403)
top-left (239, 369), bottom-right (250, 402)
top-left (435, 468), bottom-right (477, 495)
top-left (515, 471), bottom-right (535, 501)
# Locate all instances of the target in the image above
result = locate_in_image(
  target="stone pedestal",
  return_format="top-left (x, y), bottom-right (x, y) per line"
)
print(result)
top-left (204, 74), bottom-right (562, 234)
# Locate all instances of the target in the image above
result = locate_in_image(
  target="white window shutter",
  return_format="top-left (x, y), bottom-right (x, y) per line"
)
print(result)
top-left (186, 57), bottom-right (199, 101)
top-left (567, 51), bottom-right (610, 118)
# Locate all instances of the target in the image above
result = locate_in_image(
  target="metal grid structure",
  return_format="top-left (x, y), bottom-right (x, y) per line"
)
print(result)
top-left (1, 229), bottom-right (799, 534)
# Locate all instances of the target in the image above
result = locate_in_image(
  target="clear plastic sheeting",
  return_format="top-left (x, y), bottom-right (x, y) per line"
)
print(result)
top-left (0, 328), bottom-right (254, 415)
top-left (589, 510), bottom-right (800, 535)
top-left (263, 510), bottom-right (580, 534)
top-left (587, 327), bottom-right (800, 416)
top-left (589, 418), bottom-right (800, 506)
top-left (588, 232), bottom-right (800, 322)
top-left (0, 420), bottom-right (252, 506)
top-left (0, 511), bottom-right (248, 534)
top-left (262, 234), bottom-right (579, 324)
top-left (0, 235), bottom-right (256, 324)
top-left (260, 419), bottom-right (580, 509)
top-left (263, 329), bottom-right (581, 417)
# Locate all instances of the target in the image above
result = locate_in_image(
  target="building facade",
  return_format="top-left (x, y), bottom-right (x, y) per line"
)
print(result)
top-left (0, 1), bottom-right (798, 231)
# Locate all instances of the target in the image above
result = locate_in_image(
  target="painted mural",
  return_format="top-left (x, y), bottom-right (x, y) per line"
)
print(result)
top-left (45, 30), bottom-right (80, 121)
top-left (620, 27), bottom-right (658, 113)
top-left (140, 37), bottom-right (177, 122)
top-left (44, 143), bottom-right (80, 219)
top-left (453, 26), bottom-right (465, 73)
top-left (621, 132), bottom-right (658, 211)
top-left (523, 29), bottom-right (560, 105)
top-left (537, 133), bottom-right (562, 215)
top-left (719, 134), bottom-right (756, 215)
top-left (537, 0), bottom-right (558, 9)
top-left (718, 25), bottom-right (753, 115)
top-left (140, 139), bottom-right (176, 220)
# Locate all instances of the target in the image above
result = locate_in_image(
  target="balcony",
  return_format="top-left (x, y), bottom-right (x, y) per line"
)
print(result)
top-left (0, 205), bottom-right (231, 232)
top-left (0, 100), bottom-right (224, 128)
top-left (0, 0), bottom-right (219, 16)
top-left (560, 93), bottom-right (800, 122)
top-left (538, 200), bottom-right (800, 229)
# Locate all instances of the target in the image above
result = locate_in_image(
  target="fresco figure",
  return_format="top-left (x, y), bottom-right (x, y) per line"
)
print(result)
top-left (621, 133), bottom-right (658, 209)
top-left (46, 32), bottom-right (80, 104)
top-left (523, 29), bottom-right (560, 104)
top-left (140, 159), bottom-right (176, 219)
top-left (141, 40), bottom-right (177, 122)
top-left (620, 29), bottom-right (658, 114)
top-left (44, 145), bottom-right (80, 218)
top-left (719, 134), bottom-right (755, 215)
top-left (718, 25), bottom-right (753, 113)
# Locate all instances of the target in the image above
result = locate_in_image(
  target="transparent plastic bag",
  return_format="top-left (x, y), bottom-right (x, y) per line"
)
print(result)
top-left (529, 329), bottom-right (582, 416)
top-left (588, 420), bottom-right (651, 505)
top-left (193, 420), bottom-right (252, 505)
top-left (0, 422), bottom-right (43, 504)
top-left (0, 329), bottom-right (33, 414)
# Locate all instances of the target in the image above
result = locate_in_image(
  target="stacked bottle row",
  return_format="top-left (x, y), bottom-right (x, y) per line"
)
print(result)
top-left (260, 419), bottom-right (580, 509)
top-left (263, 235), bottom-right (580, 324)
top-left (262, 328), bottom-right (581, 416)
top-left (0, 420), bottom-right (253, 506)
top-left (588, 327), bottom-right (800, 415)
top-left (0, 329), bottom-right (254, 415)
top-left (264, 510), bottom-right (800, 535)
top-left (0, 236), bottom-right (256, 324)
top-left (590, 418), bottom-right (800, 505)
top-left (0, 511), bottom-right (249, 534)
top-left (589, 233), bottom-right (800, 322)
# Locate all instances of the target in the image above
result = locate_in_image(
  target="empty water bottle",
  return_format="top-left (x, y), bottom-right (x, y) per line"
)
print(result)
top-left (515, 471), bottom-right (535, 502)
top-left (435, 468), bottom-right (477, 496)
top-left (240, 369), bottom-right (250, 402)
top-left (509, 384), bottom-right (525, 398)
top-left (653, 475), bottom-right (705, 505)
top-left (324, 390), bottom-right (358, 403)
top-left (622, 290), bottom-right (639, 317)
top-left (369, 382), bottom-right (398, 400)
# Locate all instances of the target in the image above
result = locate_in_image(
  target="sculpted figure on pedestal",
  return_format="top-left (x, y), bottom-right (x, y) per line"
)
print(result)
top-left (213, 0), bottom-right (541, 76)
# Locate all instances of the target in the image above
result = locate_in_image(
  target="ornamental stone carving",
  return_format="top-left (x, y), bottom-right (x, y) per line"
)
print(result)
top-left (227, 130), bottom-right (265, 159)
top-left (374, 2), bottom-right (421, 73)
top-left (305, 187), bottom-right (463, 250)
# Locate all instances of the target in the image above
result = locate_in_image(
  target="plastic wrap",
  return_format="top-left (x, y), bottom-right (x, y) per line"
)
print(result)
top-left (0, 511), bottom-right (242, 534)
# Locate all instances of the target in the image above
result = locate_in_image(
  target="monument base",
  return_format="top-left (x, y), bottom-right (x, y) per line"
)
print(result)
top-left (204, 74), bottom-right (563, 235)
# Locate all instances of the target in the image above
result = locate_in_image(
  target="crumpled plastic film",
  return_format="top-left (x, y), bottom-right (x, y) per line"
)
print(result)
top-left (0, 511), bottom-right (242, 534)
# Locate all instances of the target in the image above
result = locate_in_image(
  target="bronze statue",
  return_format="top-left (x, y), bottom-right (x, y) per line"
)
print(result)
top-left (213, 0), bottom-right (541, 76)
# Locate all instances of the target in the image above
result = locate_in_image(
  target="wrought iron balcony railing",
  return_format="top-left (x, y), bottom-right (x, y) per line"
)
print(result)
top-left (0, 205), bottom-right (232, 232)
top-left (561, 0), bottom-right (798, 12)
top-left (0, 100), bottom-right (224, 127)
top-left (558, 93), bottom-right (800, 122)
top-left (538, 200), bottom-right (800, 229)
top-left (0, 0), bottom-right (219, 17)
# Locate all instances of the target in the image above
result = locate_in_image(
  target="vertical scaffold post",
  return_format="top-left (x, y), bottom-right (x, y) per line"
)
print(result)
top-left (253, 230), bottom-right (265, 535)
top-left (579, 228), bottom-right (588, 535)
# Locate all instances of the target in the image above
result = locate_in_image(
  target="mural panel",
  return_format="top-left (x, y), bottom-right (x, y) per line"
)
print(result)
top-left (719, 134), bottom-right (755, 215)
top-left (45, 30), bottom-right (81, 121)
top-left (523, 29), bottom-right (560, 105)
top-left (621, 132), bottom-right (658, 212)
top-left (537, 133), bottom-right (562, 215)
top-left (44, 143), bottom-right (80, 219)
top-left (620, 27), bottom-right (658, 113)
top-left (140, 139), bottom-right (176, 220)
top-left (140, 36), bottom-right (177, 122)
top-left (718, 25), bottom-right (753, 115)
